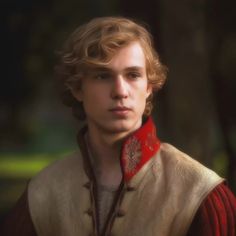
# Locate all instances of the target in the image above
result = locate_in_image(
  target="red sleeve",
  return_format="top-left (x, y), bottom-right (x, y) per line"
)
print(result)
top-left (0, 188), bottom-right (37, 236)
top-left (187, 183), bottom-right (236, 236)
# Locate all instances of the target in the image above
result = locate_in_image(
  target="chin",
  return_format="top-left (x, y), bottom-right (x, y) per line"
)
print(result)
top-left (105, 119), bottom-right (141, 134)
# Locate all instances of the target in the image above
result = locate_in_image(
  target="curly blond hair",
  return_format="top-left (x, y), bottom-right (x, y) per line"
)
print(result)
top-left (56, 17), bottom-right (167, 120)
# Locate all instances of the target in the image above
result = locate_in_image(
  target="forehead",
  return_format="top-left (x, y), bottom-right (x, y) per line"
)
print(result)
top-left (107, 42), bottom-right (146, 71)
top-left (82, 41), bottom-right (147, 77)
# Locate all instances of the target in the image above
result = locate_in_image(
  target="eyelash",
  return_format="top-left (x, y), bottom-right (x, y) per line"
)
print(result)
top-left (93, 72), bottom-right (142, 81)
top-left (94, 73), bottom-right (111, 80)
top-left (127, 72), bottom-right (141, 79)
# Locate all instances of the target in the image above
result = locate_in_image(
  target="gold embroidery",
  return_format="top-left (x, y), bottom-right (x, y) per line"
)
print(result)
top-left (124, 136), bottom-right (142, 173)
top-left (145, 130), bottom-right (156, 151)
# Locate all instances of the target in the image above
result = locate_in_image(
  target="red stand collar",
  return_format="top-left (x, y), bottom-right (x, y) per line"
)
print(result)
top-left (77, 117), bottom-right (160, 183)
top-left (121, 117), bottom-right (160, 182)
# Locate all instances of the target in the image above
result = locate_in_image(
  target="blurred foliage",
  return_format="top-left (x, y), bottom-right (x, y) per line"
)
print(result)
top-left (212, 152), bottom-right (228, 178)
top-left (0, 153), bottom-right (66, 178)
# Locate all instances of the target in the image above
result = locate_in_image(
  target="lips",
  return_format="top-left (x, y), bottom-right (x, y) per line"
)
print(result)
top-left (109, 106), bottom-right (131, 116)
top-left (109, 106), bottom-right (131, 112)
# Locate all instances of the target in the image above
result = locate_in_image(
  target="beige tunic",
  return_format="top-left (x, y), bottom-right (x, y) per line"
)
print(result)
top-left (28, 143), bottom-right (223, 236)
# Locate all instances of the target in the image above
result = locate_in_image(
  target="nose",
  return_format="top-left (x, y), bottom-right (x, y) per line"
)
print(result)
top-left (111, 76), bottom-right (128, 99)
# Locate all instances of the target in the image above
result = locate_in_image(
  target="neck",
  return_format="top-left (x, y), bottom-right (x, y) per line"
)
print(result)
top-left (86, 118), bottom-right (143, 159)
top-left (86, 125), bottom-right (139, 187)
top-left (87, 128), bottom-right (123, 168)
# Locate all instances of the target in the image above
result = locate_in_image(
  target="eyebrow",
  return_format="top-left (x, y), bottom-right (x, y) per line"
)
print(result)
top-left (123, 66), bottom-right (145, 72)
top-left (92, 66), bottom-right (145, 73)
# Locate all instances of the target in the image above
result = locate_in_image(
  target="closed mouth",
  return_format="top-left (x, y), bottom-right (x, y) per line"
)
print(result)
top-left (109, 106), bottom-right (131, 111)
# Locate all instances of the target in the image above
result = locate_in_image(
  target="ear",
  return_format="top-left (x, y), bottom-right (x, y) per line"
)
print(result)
top-left (71, 87), bottom-right (83, 102)
top-left (146, 84), bottom-right (152, 99)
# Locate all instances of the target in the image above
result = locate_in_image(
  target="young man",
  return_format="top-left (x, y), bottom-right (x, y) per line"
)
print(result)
top-left (2, 17), bottom-right (236, 236)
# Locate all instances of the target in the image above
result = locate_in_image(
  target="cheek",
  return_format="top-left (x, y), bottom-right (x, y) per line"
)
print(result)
top-left (138, 85), bottom-right (150, 109)
top-left (83, 90), bottom-right (107, 108)
top-left (134, 90), bottom-right (149, 110)
top-left (136, 82), bottom-right (150, 99)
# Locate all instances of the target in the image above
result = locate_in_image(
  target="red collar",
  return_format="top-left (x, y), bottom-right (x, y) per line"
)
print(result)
top-left (77, 117), bottom-right (160, 182)
top-left (121, 117), bottom-right (160, 182)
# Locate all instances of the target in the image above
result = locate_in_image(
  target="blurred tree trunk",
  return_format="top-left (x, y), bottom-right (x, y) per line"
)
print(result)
top-left (158, 0), bottom-right (217, 165)
top-left (0, 5), bottom-right (37, 149)
top-left (206, 0), bottom-right (236, 191)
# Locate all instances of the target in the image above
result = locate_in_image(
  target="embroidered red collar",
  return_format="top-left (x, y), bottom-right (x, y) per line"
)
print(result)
top-left (78, 117), bottom-right (160, 183)
top-left (121, 117), bottom-right (160, 182)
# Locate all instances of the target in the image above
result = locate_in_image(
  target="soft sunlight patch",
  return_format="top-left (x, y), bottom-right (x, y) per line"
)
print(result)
top-left (0, 153), bottom-right (69, 178)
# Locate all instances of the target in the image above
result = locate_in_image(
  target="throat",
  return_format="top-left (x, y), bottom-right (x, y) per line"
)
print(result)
top-left (85, 132), bottom-right (123, 187)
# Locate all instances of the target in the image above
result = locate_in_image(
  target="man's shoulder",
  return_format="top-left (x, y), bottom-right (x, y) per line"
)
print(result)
top-left (160, 142), bottom-right (214, 171)
top-left (28, 151), bottom-right (84, 193)
top-left (27, 151), bottom-right (89, 235)
top-left (157, 142), bottom-right (223, 185)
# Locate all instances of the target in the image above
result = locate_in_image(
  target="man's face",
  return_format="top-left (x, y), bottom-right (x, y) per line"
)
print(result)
top-left (73, 41), bottom-right (151, 136)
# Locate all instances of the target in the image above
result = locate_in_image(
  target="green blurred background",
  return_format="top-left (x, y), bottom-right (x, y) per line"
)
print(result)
top-left (1, 0), bottom-right (236, 222)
